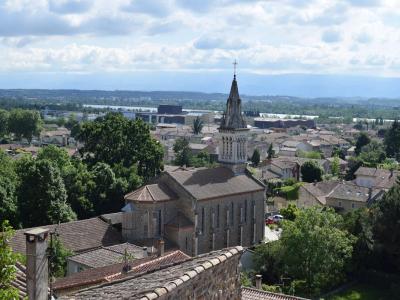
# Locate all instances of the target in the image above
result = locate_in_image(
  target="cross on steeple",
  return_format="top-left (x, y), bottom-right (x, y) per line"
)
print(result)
top-left (233, 60), bottom-right (238, 78)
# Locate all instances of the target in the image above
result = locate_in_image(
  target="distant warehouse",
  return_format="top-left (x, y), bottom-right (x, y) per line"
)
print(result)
top-left (253, 117), bottom-right (316, 129)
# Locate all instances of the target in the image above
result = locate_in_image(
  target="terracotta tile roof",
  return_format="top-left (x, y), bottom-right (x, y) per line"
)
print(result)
top-left (59, 246), bottom-right (243, 300)
top-left (124, 183), bottom-right (177, 203)
top-left (166, 167), bottom-right (264, 201)
top-left (328, 182), bottom-right (382, 202)
top-left (54, 250), bottom-right (190, 293)
top-left (301, 181), bottom-right (340, 205)
top-left (10, 262), bottom-right (27, 299)
top-left (68, 243), bottom-right (147, 269)
top-left (10, 217), bottom-right (122, 255)
top-left (241, 287), bottom-right (310, 300)
top-left (355, 167), bottom-right (399, 189)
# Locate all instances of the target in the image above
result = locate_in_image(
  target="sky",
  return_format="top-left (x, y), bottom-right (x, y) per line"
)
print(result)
top-left (1, 0), bottom-right (400, 97)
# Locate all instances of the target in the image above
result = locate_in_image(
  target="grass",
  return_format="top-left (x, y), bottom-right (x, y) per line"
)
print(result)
top-left (327, 283), bottom-right (392, 300)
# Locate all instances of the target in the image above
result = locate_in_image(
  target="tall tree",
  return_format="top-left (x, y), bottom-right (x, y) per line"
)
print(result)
top-left (331, 155), bottom-right (340, 176)
top-left (173, 138), bottom-right (192, 167)
top-left (384, 120), bottom-right (400, 160)
top-left (16, 157), bottom-right (76, 227)
top-left (301, 161), bottom-right (323, 183)
top-left (8, 109), bottom-right (42, 143)
top-left (77, 113), bottom-right (163, 181)
top-left (251, 148), bottom-right (261, 166)
top-left (192, 116), bottom-right (204, 135)
top-left (0, 109), bottom-right (9, 138)
top-left (355, 132), bottom-right (370, 156)
top-left (373, 181), bottom-right (400, 272)
top-left (280, 207), bottom-right (355, 295)
top-left (0, 221), bottom-right (20, 300)
top-left (0, 151), bottom-right (18, 227)
top-left (267, 143), bottom-right (275, 159)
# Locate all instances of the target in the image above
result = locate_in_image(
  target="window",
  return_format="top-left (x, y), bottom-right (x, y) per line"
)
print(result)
top-left (338, 201), bottom-right (342, 207)
top-left (217, 204), bottom-right (220, 228)
top-left (244, 200), bottom-right (247, 222)
top-left (351, 203), bottom-right (355, 209)
top-left (231, 202), bottom-right (234, 225)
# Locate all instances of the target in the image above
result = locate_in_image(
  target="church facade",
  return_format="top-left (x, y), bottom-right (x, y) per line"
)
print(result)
top-left (122, 75), bottom-right (266, 256)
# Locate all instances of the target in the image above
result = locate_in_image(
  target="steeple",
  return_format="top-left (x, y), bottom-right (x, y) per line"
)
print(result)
top-left (218, 64), bottom-right (249, 174)
top-left (220, 70), bottom-right (247, 130)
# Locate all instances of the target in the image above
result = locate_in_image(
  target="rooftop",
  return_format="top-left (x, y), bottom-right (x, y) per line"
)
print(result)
top-left (125, 183), bottom-right (177, 203)
top-left (242, 287), bottom-right (310, 300)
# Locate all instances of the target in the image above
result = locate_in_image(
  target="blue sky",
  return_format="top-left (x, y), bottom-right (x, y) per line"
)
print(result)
top-left (1, 0), bottom-right (400, 97)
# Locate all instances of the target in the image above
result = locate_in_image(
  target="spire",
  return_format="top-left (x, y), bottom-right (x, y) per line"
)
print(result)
top-left (220, 63), bottom-right (246, 130)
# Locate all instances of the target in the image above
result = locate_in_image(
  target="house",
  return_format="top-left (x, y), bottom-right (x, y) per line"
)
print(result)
top-left (66, 243), bottom-right (148, 275)
top-left (122, 75), bottom-right (266, 256)
top-left (298, 181), bottom-right (340, 208)
top-left (267, 160), bottom-right (299, 180)
top-left (41, 127), bottom-right (70, 146)
top-left (325, 182), bottom-right (384, 212)
top-left (354, 167), bottom-right (398, 190)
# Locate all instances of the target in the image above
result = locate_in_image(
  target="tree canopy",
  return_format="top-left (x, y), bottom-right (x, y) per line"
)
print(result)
top-left (384, 120), bottom-right (400, 160)
top-left (8, 109), bottom-right (42, 143)
top-left (251, 148), bottom-right (261, 166)
top-left (192, 116), bottom-right (204, 135)
top-left (301, 161), bottom-right (323, 183)
top-left (355, 132), bottom-right (371, 156)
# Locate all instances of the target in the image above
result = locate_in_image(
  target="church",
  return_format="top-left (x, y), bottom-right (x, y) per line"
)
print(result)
top-left (122, 74), bottom-right (266, 256)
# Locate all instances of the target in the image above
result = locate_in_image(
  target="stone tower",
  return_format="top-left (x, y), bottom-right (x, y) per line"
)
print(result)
top-left (218, 74), bottom-right (249, 174)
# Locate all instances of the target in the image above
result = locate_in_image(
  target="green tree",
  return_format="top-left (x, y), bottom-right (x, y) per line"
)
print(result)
top-left (192, 116), bottom-right (204, 135)
top-left (251, 148), bottom-right (261, 166)
top-left (0, 151), bottom-right (18, 227)
top-left (0, 109), bottom-right (9, 138)
top-left (16, 157), bottom-right (76, 227)
top-left (384, 120), bottom-right (400, 160)
top-left (49, 235), bottom-right (73, 278)
top-left (0, 221), bottom-right (20, 300)
top-left (373, 181), bottom-right (400, 272)
top-left (355, 132), bottom-right (370, 156)
top-left (8, 109), bottom-right (42, 143)
top-left (300, 161), bottom-right (323, 183)
top-left (267, 143), bottom-right (275, 159)
top-left (253, 241), bottom-right (284, 283)
top-left (173, 138), bottom-right (192, 167)
top-left (280, 207), bottom-right (355, 295)
top-left (37, 145), bottom-right (71, 171)
top-left (280, 203), bottom-right (299, 221)
top-left (358, 140), bottom-right (386, 167)
top-left (331, 155), bottom-right (340, 176)
top-left (77, 113), bottom-right (163, 181)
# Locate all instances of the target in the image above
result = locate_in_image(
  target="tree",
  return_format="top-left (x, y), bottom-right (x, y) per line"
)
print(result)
top-left (253, 241), bottom-right (284, 283)
top-left (355, 132), bottom-right (370, 156)
top-left (37, 145), bottom-right (71, 171)
top-left (251, 148), bottom-right (261, 166)
top-left (173, 138), bottom-right (192, 167)
top-left (192, 116), bottom-right (203, 135)
top-left (0, 221), bottom-right (20, 300)
top-left (384, 120), bottom-right (400, 160)
top-left (8, 109), bottom-right (42, 143)
top-left (331, 155), bottom-right (340, 177)
top-left (0, 109), bottom-right (9, 138)
top-left (267, 144), bottom-right (275, 159)
top-left (77, 113), bottom-right (163, 181)
top-left (373, 182), bottom-right (400, 272)
top-left (358, 140), bottom-right (386, 167)
top-left (0, 151), bottom-right (18, 227)
top-left (280, 207), bottom-right (355, 295)
top-left (300, 161), bottom-right (323, 183)
top-left (16, 158), bottom-right (76, 227)
top-left (49, 235), bottom-right (73, 278)
top-left (280, 203), bottom-right (299, 221)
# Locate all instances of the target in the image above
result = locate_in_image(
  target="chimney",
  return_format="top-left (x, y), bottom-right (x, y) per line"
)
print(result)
top-left (24, 228), bottom-right (49, 300)
top-left (142, 246), bottom-right (148, 257)
top-left (157, 239), bottom-right (165, 257)
top-left (255, 274), bottom-right (262, 290)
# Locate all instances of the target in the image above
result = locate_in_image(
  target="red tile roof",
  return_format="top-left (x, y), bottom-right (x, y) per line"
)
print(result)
top-left (124, 183), bottom-right (177, 203)
top-left (242, 287), bottom-right (310, 300)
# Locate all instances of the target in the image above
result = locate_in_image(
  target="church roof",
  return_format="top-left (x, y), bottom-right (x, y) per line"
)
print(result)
top-left (125, 183), bottom-right (177, 203)
top-left (220, 76), bottom-right (247, 130)
top-left (166, 167), bottom-right (264, 201)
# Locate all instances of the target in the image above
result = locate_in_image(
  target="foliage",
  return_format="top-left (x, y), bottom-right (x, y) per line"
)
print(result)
top-left (0, 151), bottom-right (18, 227)
top-left (355, 132), bottom-right (371, 156)
top-left (192, 116), bottom-right (204, 135)
top-left (173, 138), bottom-right (192, 167)
top-left (358, 140), bottom-right (386, 168)
top-left (77, 112), bottom-right (163, 181)
top-left (8, 109), bottom-right (42, 143)
top-left (251, 148), bottom-right (261, 166)
top-left (16, 157), bottom-right (76, 227)
top-left (267, 143), bottom-right (275, 159)
top-left (297, 150), bottom-right (322, 159)
top-left (49, 235), bottom-right (73, 278)
top-left (331, 155), bottom-right (340, 176)
top-left (301, 160), bottom-right (323, 183)
top-left (253, 241), bottom-right (284, 283)
top-left (280, 203), bottom-right (300, 221)
top-left (240, 272), bottom-right (253, 287)
top-left (278, 183), bottom-right (302, 200)
top-left (0, 109), bottom-right (9, 137)
top-left (0, 220), bottom-right (20, 300)
top-left (280, 207), bottom-right (355, 296)
top-left (345, 157), bottom-right (363, 181)
top-left (373, 181), bottom-right (400, 272)
top-left (384, 120), bottom-right (400, 160)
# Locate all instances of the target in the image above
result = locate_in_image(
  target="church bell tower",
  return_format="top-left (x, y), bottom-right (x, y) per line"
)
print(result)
top-left (218, 62), bottom-right (249, 174)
